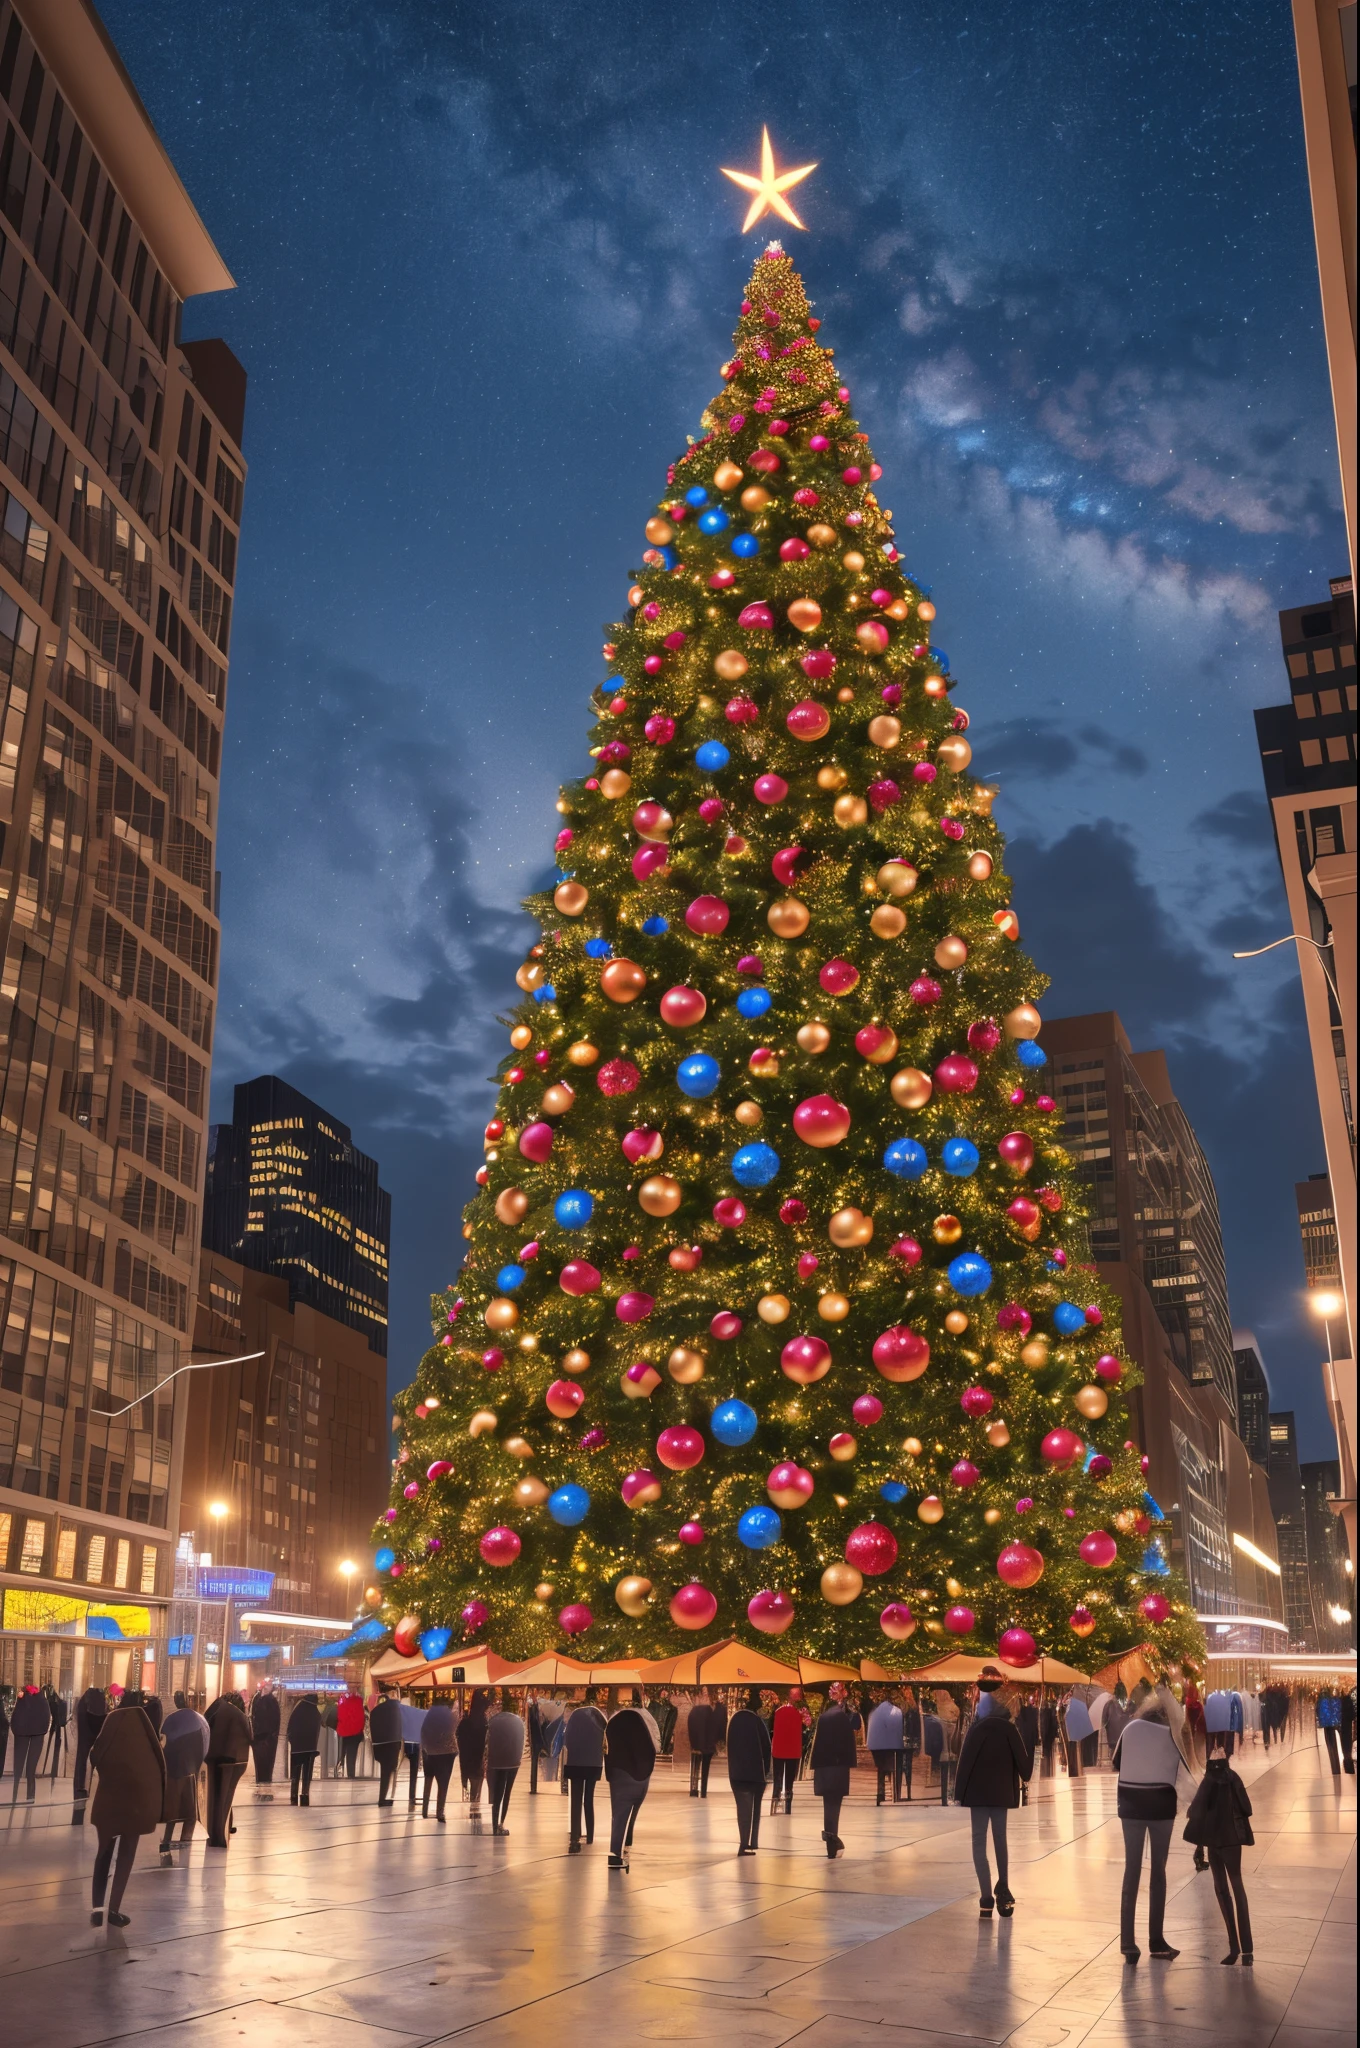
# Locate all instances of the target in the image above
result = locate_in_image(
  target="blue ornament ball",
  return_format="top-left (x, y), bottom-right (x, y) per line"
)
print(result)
top-left (584, 938), bottom-right (613, 959)
top-left (657, 545), bottom-right (677, 570)
top-left (685, 485), bottom-right (708, 507)
top-left (711, 1398), bottom-right (758, 1446)
top-left (735, 986), bottom-right (773, 1019)
top-left (641, 915), bottom-right (669, 935)
top-left (373, 1546), bottom-right (396, 1573)
top-left (879, 1480), bottom-right (909, 1505)
top-left (942, 1137), bottom-right (980, 1178)
top-left (1017, 1040), bottom-right (1047, 1068)
top-left (548, 1484), bottom-right (590, 1527)
top-left (532, 984), bottom-right (556, 1004)
top-left (884, 1136), bottom-right (928, 1180)
top-left (418, 1626), bottom-right (452, 1662)
top-left (730, 1141), bottom-right (780, 1187)
top-left (730, 532), bottom-right (760, 558)
top-left (698, 507), bottom-right (730, 534)
top-left (553, 1189), bottom-right (595, 1230)
top-left (737, 1504), bottom-right (782, 1550)
top-left (496, 1263), bottom-right (526, 1292)
top-left (1052, 1300), bottom-right (1085, 1335)
top-left (677, 1053), bottom-right (721, 1098)
top-left (695, 741), bottom-right (731, 772)
top-left (947, 1252), bottom-right (993, 1297)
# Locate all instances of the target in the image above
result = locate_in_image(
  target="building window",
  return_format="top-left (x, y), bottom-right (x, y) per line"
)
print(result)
top-left (1300, 740), bottom-right (1323, 767)
top-left (0, 1511), bottom-right (10, 1565)
top-left (54, 1528), bottom-right (77, 1579)
top-left (1311, 648), bottom-right (1336, 672)
top-left (1325, 737), bottom-right (1350, 764)
top-left (86, 1533), bottom-right (106, 1583)
top-left (114, 1538), bottom-right (131, 1589)
top-left (19, 1518), bottom-right (45, 1574)
top-left (1294, 693), bottom-right (1317, 718)
top-left (1288, 653), bottom-right (1310, 677)
top-left (140, 1545), bottom-right (158, 1594)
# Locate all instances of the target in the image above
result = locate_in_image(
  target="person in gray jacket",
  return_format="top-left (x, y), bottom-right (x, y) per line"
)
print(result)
top-left (563, 1689), bottom-right (607, 1851)
top-left (369, 1688), bottom-right (404, 1806)
top-left (420, 1700), bottom-right (458, 1820)
top-left (1111, 1699), bottom-right (1191, 1963)
top-left (486, 1691), bottom-right (526, 1835)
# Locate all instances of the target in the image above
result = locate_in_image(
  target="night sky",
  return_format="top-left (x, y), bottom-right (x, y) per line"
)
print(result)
top-left (105, 1), bottom-right (1347, 1452)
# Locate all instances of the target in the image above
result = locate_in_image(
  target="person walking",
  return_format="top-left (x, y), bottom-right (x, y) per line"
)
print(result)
top-left (486, 1691), bottom-right (525, 1835)
top-left (87, 1691), bottom-right (165, 1928)
top-left (249, 1683), bottom-right (280, 1798)
top-left (771, 1694), bottom-right (803, 1814)
top-left (44, 1684), bottom-right (68, 1779)
top-left (1111, 1697), bottom-right (1191, 1963)
top-left (564, 1689), bottom-right (607, 1851)
top-left (604, 1689), bottom-right (657, 1870)
top-left (369, 1687), bottom-right (403, 1805)
top-left (1184, 1752), bottom-right (1254, 1964)
top-left (399, 1693), bottom-right (427, 1808)
top-left (8, 1684), bottom-right (51, 1803)
top-left (810, 1696), bottom-right (858, 1858)
top-left (954, 1676), bottom-right (1032, 1917)
top-left (535, 1694), bottom-right (564, 1785)
top-left (337, 1686), bottom-right (365, 1778)
top-left (0, 1686), bottom-right (10, 1786)
top-left (727, 1689), bottom-right (772, 1853)
top-left (419, 1699), bottom-right (457, 1820)
top-left (1015, 1692), bottom-right (1040, 1784)
top-left (158, 1699), bottom-right (209, 1859)
top-left (686, 1692), bottom-right (717, 1797)
top-left (1341, 1684), bottom-right (1356, 1775)
top-left (1316, 1689), bottom-right (1344, 1774)
top-left (204, 1692), bottom-right (252, 1847)
top-left (456, 1688), bottom-right (490, 1818)
top-left (286, 1692), bottom-right (322, 1805)
top-left (867, 1692), bottom-right (904, 1804)
top-left (71, 1683), bottom-right (108, 1822)
top-left (1063, 1690), bottom-right (1094, 1778)
top-left (937, 1690), bottom-right (963, 1803)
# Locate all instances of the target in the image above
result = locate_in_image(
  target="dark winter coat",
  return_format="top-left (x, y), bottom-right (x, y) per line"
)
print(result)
top-left (160, 1707), bottom-right (209, 1823)
top-left (725, 1708), bottom-right (772, 1788)
top-left (954, 1707), bottom-right (1032, 1809)
top-left (604, 1707), bottom-right (656, 1781)
top-left (8, 1689), bottom-right (51, 1738)
top-left (1183, 1759), bottom-right (1254, 1848)
top-left (921, 1710), bottom-right (944, 1760)
top-left (250, 1691), bottom-right (281, 1740)
top-left (809, 1704), bottom-right (858, 1797)
top-left (286, 1697), bottom-right (322, 1754)
top-left (369, 1695), bottom-right (403, 1748)
top-left (75, 1688), bottom-right (107, 1743)
top-left (901, 1706), bottom-right (923, 1755)
top-left (486, 1710), bottom-right (525, 1769)
top-left (46, 1689), bottom-right (69, 1730)
top-left (686, 1702), bottom-right (717, 1754)
top-left (142, 1694), bottom-right (164, 1734)
top-left (90, 1704), bottom-right (167, 1837)
top-left (205, 1696), bottom-right (252, 1764)
top-left (1015, 1704), bottom-right (1040, 1755)
top-left (456, 1696), bottom-right (489, 1768)
top-left (420, 1703), bottom-right (457, 1757)
top-left (563, 1704), bottom-right (606, 1767)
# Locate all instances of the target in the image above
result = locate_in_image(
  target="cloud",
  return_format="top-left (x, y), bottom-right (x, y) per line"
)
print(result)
top-left (979, 719), bottom-right (1148, 783)
top-left (1192, 788), bottom-right (1276, 850)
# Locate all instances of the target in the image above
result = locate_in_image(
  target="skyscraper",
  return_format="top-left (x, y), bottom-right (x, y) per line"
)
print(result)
top-left (203, 1075), bottom-right (390, 1356)
top-left (0, 0), bottom-right (240, 1698)
top-left (1268, 1411), bottom-right (1317, 1648)
top-left (1233, 1331), bottom-right (1272, 1468)
top-left (1300, 1457), bottom-right (1354, 1654)
top-left (1296, 1171), bottom-right (1342, 1292)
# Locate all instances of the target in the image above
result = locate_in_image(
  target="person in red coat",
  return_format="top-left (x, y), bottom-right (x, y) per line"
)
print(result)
top-left (770, 1696), bottom-right (804, 1814)
top-left (336, 1689), bottom-right (365, 1779)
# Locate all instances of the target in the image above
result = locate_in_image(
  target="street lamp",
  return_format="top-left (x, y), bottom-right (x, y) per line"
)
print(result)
top-left (339, 1559), bottom-right (359, 1614)
top-left (206, 1501), bottom-right (232, 1701)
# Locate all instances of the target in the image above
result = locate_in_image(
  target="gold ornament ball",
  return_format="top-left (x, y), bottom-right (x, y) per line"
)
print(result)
top-left (469, 1408), bottom-right (499, 1438)
top-left (917, 599), bottom-right (937, 622)
top-left (515, 1476), bottom-right (549, 1507)
top-left (740, 484), bottom-right (771, 512)
top-left (534, 1581), bottom-right (555, 1602)
top-left (870, 903), bottom-right (907, 938)
top-left (1004, 1001), bottom-right (1043, 1040)
top-left (973, 784), bottom-right (998, 817)
top-left (886, 598), bottom-right (909, 621)
top-left (600, 768), bottom-right (632, 799)
top-left (944, 1310), bottom-right (970, 1335)
top-left (1020, 1339), bottom-right (1050, 1370)
top-left (936, 736), bottom-right (973, 772)
top-left (934, 935), bottom-right (969, 969)
top-left (983, 1507), bottom-right (1003, 1526)
top-left (567, 1040), bottom-right (599, 1066)
top-left (817, 764), bottom-right (848, 792)
top-left (820, 1563), bottom-right (864, 1605)
top-left (734, 1100), bottom-right (763, 1127)
top-left (503, 1435), bottom-right (533, 1460)
top-left (917, 1494), bottom-right (945, 1524)
top-left (757, 1293), bottom-right (791, 1324)
top-left (668, 1346), bottom-right (706, 1384)
top-left (768, 897), bottom-right (811, 937)
top-left (878, 860), bottom-right (918, 898)
top-left (553, 880), bottom-right (588, 916)
top-left (516, 960), bottom-right (545, 992)
top-left (713, 460), bottom-right (743, 492)
top-left (1113, 1508), bottom-right (1137, 1534)
top-left (644, 516), bottom-right (674, 545)
top-left (541, 1082), bottom-right (576, 1115)
top-left (923, 674), bottom-right (948, 698)
top-left (787, 597), bottom-right (823, 632)
top-left (945, 1577), bottom-right (964, 1598)
top-left (615, 1575), bottom-right (654, 1618)
top-left (638, 1174), bottom-right (682, 1217)
top-left (494, 1187), bottom-right (529, 1225)
top-left (828, 1206), bottom-right (874, 1248)
top-left (985, 1419), bottom-right (1011, 1448)
top-left (867, 714), bottom-right (901, 749)
top-left (484, 1297), bottom-right (519, 1330)
top-left (829, 1432), bottom-right (858, 1462)
top-left (510, 1024), bottom-right (533, 1051)
top-left (858, 1023), bottom-right (897, 1064)
top-left (750, 1048), bottom-right (779, 1075)
top-left (601, 958), bottom-right (647, 1003)
top-left (519, 1333), bottom-right (539, 1353)
top-left (714, 648), bottom-right (749, 682)
top-left (890, 1067), bottom-right (933, 1109)
top-left (1075, 1385), bottom-right (1109, 1420)
top-left (834, 793), bottom-right (869, 827)
top-left (364, 1585), bottom-right (382, 1607)
top-left (843, 549), bottom-right (865, 572)
top-left (807, 521), bottom-right (838, 548)
top-left (903, 1437), bottom-right (924, 1457)
top-left (562, 1348), bottom-right (591, 1376)
top-left (797, 1021), bottom-right (832, 1054)
top-left (932, 1214), bottom-right (963, 1245)
top-left (967, 851), bottom-right (994, 881)
top-left (817, 1291), bottom-right (851, 1322)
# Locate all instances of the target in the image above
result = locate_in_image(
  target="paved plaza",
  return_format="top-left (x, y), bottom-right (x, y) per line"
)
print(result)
top-left (0, 1734), bottom-right (1352, 2048)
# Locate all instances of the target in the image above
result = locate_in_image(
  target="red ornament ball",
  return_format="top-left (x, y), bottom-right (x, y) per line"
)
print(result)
top-left (656, 1425), bottom-right (705, 1471)
top-left (713, 1197), bottom-right (747, 1229)
top-left (819, 959), bottom-right (860, 997)
top-left (934, 1053), bottom-right (979, 1094)
top-left (711, 1311), bottom-right (744, 1341)
top-left (518, 1121), bottom-right (554, 1162)
top-left (845, 1521), bottom-right (898, 1576)
top-left (909, 976), bottom-right (943, 1007)
top-left (558, 1603), bottom-right (593, 1636)
top-left (615, 1290), bottom-right (655, 1323)
top-left (792, 1094), bottom-right (852, 1146)
top-left (872, 1325), bottom-right (931, 1384)
top-left (462, 1599), bottom-right (489, 1635)
top-left (1079, 1529), bottom-right (1119, 1569)
top-left (852, 1393), bottom-right (885, 1426)
top-left (685, 895), bottom-right (730, 934)
top-left (944, 1604), bottom-right (976, 1636)
top-left (748, 1588), bottom-right (795, 1635)
top-left (960, 1385), bottom-right (994, 1418)
top-left (559, 1260), bottom-right (602, 1297)
top-left (1138, 1592), bottom-right (1171, 1625)
top-left (880, 1601), bottom-right (915, 1642)
top-left (997, 1131), bottom-right (1035, 1174)
top-left (950, 1459), bottom-right (980, 1489)
top-left (781, 1332), bottom-right (832, 1383)
top-left (1041, 1428), bottom-right (1084, 1468)
top-left (998, 1626), bottom-right (1038, 1668)
top-left (1095, 1353), bottom-right (1123, 1383)
top-left (660, 985), bottom-right (707, 1028)
top-left (670, 1582), bottom-right (718, 1631)
top-left (678, 1519), bottom-right (705, 1545)
top-left (996, 1541), bottom-right (1045, 1589)
top-left (597, 1059), bottom-right (641, 1097)
top-left (479, 1526), bottom-right (522, 1568)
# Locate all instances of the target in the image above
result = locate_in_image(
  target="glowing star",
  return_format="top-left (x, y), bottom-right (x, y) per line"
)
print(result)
top-left (721, 128), bottom-right (818, 233)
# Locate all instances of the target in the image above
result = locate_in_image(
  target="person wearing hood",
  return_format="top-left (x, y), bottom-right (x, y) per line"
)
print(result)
top-left (686, 1693), bottom-right (717, 1797)
top-left (8, 1684), bottom-right (51, 1802)
top-left (286, 1692), bottom-right (322, 1805)
top-left (89, 1691), bottom-right (166, 1927)
top-left (158, 1701), bottom-right (209, 1858)
top-left (1111, 1696), bottom-right (1191, 1963)
top-left (604, 1690), bottom-right (657, 1869)
top-left (204, 1691), bottom-right (252, 1847)
top-left (809, 1696), bottom-right (858, 1858)
top-left (486, 1690), bottom-right (526, 1835)
top-left (1184, 1752), bottom-right (1254, 1964)
top-left (456, 1688), bottom-right (490, 1817)
top-left (867, 1693), bottom-right (904, 1804)
top-left (770, 1694), bottom-right (804, 1814)
top-left (249, 1683), bottom-right (281, 1797)
top-left (71, 1684), bottom-right (108, 1820)
top-left (954, 1675), bottom-right (1032, 1916)
top-left (726, 1689), bottom-right (772, 1854)
top-left (564, 1689), bottom-right (607, 1851)
top-left (369, 1686), bottom-right (404, 1805)
top-left (420, 1698), bottom-right (458, 1820)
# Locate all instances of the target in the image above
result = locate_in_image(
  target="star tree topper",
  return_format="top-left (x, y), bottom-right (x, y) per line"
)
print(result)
top-left (721, 127), bottom-right (818, 232)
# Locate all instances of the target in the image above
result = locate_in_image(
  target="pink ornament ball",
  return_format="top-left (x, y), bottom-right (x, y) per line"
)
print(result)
top-left (780, 1333), bottom-right (832, 1383)
top-left (1079, 1529), bottom-right (1119, 1569)
top-left (867, 777), bottom-right (901, 813)
top-left (461, 1599), bottom-right (489, 1635)
top-left (403, 1481), bottom-right (420, 1500)
top-left (726, 695), bottom-right (759, 725)
top-left (560, 1259), bottom-right (602, 1296)
top-left (1041, 1428), bottom-right (1084, 1468)
top-left (872, 1325), bottom-right (931, 1384)
top-left (518, 1121), bottom-right (554, 1162)
top-left (852, 1393), bottom-right (885, 1426)
top-left (1085, 1304), bottom-right (1103, 1325)
top-left (779, 1197), bottom-right (808, 1224)
top-left (698, 797), bottom-right (725, 822)
top-left (997, 1303), bottom-right (1033, 1336)
top-left (1088, 1454), bottom-right (1113, 1479)
top-left (615, 1290), bottom-right (655, 1323)
top-left (546, 1379), bottom-right (585, 1419)
top-left (967, 1018), bottom-right (1002, 1054)
top-left (911, 761), bottom-right (937, 784)
top-left (934, 1054), bottom-right (979, 1094)
top-left (767, 1461), bottom-right (815, 1508)
top-left (748, 1588), bottom-right (795, 1635)
top-left (998, 1626), bottom-right (1038, 1668)
top-left (656, 1425), bottom-right (705, 1471)
top-left (598, 1058), bottom-right (642, 1096)
top-left (797, 1252), bottom-right (820, 1279)
top-left (792, 1094), bottom-right (852, 1146)
top-left (787, 700), bottom-right (831, 741)
top-left (880, 1601), bottom-right (915, 1642)
top-left (1095, 1353), bottom-right (1123, 1383)
top-left (889, 1236), bottom-right (923, 1268)
top-left (997, 1131), bottom-right (1036, 1173)
top-left (960, 1385), bottom-right (994, 1418)
top-left (621, 1468), bottom-right (663, 1509)
top-left (678, 1519), bottom-right (705, 1545)
top-left (685, 894), bottom-right (731, 935)
top-left (819, 959), bottom-right (860, 996)
top-left (1138, 1592), bottom-right (1171, 1625)
top-left (425, 1536), bottom-right (442, 1554)
top-left (950, 1459), bottom-right (980, 1490)
top-left (621, 1126), bottom-right (663, 1164)
top-left (644, 713), bottom-right (676, 744)
top-left (996, 1541), bottom-right (1045, 1589)
top-left (845, 1521), bottom-right (898, 1576)
top-left (801, 647), bottom-right (836, 680)
top-left (713, 1197), bottom-right (747, 1229)
top-left (944, 1604), bottom-right (976, 1636)
top-left (384, 1508), bottom-right (398, 1523)
top-left (909, 976), bottom-right (942, 1007)
top-left (711, 1310), bottom-right (744, 1341)
top-left (738, 601), bottom-right (774, 630)
top-left (558, 1603), bottom-right (593, 1636)
top-left (660, 984), bottom-right (707, 1027)
top-left (670, 1582), bottom-right (718, 1631)
top-left (479, 1525), bottom-right (522, 1568)
top-left (753, 772), bottom-right (789, 805)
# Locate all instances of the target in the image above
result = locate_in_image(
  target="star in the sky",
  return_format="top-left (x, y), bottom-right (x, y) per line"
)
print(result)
top-left (721, 128), bottom-right (818, 232)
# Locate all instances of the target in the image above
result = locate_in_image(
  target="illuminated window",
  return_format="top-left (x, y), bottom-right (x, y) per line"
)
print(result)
top-left (140, 1546), bottom-right (158, 1594)
top-left (54, 1529), bottom-right (77, 1579)
top-left (114, 1538), bottom-right (131, 1589)
top-left (19, 1518), bottom-right (46, 1574)
top-left (87, 1534), bottom-right (106, 1583)
top-left (0, 1512), bottom-right (10, 1565)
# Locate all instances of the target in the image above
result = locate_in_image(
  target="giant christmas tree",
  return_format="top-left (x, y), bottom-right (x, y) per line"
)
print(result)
top-left (373, 242), bottom-right (1200, 1674)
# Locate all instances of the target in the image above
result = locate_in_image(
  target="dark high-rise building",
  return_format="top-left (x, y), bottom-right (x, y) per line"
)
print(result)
top-left (1300, 1457), bottom-right (1354, 1654)
top-left (1042, 1014), bottom-right (1237, 1414)
top-left (0, 0), bottom-right (241, 1700)
top-left (1296, 1172), bottom-right (1343, 1293)
top-left (1267, 1411), bottom-right (1315, 1647)
top-left (1232, 1331), bottom-right (1272, 1469)
top-left (204, 1076), bottom-right (390, 1356)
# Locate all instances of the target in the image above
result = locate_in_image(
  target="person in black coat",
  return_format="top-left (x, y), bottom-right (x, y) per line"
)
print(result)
top-left (71, 1685), bottom-right (108, 1820)
top-left (204, 1692), bottom-right (252, 1847)
top-left (954, 1692), bottom-right (1033, 1914)
top-left (369, 1688), bottom-right (404, 1806)
top-left (286, 1693), bottom-right (322, 1806)
top-left (563, 1691), bottom-right (607, 1850)
top-left (1015, 1695), bottom-right (1040, 1779)
top-left (8, 1686), bottom-right (51, 1802)
top-left (142, 1694), bottom-right (164, 1736)
top-left (1038, 1697), bottom-right (1059, 1774)
top-left (43, 1685), bottom-right (68, 1777)
top-left (726, 1689), bottom-right (772, 1854)
top-left (249, 1684), bottom-right (281, 1795)
top-left (604, 1692), bottom-right (656, 1868)
top-left (0, 1688), bottom-right (10, 1787)
top-left (686, 1695), bottom-right (717, 1796)
top-left (900, 1690), bottom-right (923, 1801)
top-left (809, 1700), bottom-right (858, 1858)
top-left (456, 1689), bottom-right (490, 1815)
top-left (1184, 1756), bottom-right (1254, 1963)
